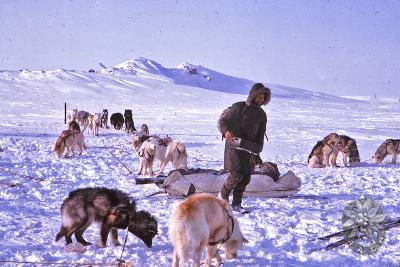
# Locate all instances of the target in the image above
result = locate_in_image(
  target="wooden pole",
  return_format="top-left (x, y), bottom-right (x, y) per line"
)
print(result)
top-left (64, 102), bottom-right (67, 124)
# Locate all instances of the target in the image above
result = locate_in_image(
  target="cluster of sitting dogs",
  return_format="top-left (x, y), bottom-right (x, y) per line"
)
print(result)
top-left (55, 187), bottom-right (245, 267)
top-left (308, 132), bottom-right (400, 168)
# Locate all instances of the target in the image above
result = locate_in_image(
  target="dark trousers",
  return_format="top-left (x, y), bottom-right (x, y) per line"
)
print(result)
top-left (220, 171), bottom-right (251, 206)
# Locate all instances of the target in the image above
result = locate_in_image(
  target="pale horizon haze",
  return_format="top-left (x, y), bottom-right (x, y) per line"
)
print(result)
top-left (0, 0), bottom-right (399, 97)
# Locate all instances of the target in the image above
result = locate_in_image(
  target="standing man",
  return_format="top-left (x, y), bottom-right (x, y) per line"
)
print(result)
top-left (218, 83), bottom-right (271, 213)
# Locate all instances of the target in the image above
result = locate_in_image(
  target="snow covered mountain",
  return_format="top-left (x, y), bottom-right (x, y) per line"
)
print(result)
top-left (110, 57), bottom-right (342, 100)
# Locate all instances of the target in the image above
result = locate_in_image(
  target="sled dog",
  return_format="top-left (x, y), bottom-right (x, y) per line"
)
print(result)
top-left (137, 139), bottom-right (156, 176)
top-left (110, 113), bottom-right (124, 130)
top-left (55, 187), bottom-right (158, 248)
top-left (140, 124), bottom-right (149, 136)
top-left (373, 139), bottom-right (400, 164)
top-left (68, 120), bottom-right (81, 132)
top-left (160, 141), bottom-right (188, 172)
top-left (331, 135), bottom-right (360, 167)
top-left (100, 109), bottom-right (109, 128)
top-left (133, 134), bottom-right (171, 174)
top-left (308, 140), bottom-right (335, 168)
top-left (54, 130), bottom-right (85, 158)
top-left (124, 109), bottom-right (136, 133)
top-left (169, 193), bottom-right (247, 267)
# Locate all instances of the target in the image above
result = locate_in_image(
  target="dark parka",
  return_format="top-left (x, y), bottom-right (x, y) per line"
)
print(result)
top-left (218, 84), bottom-right (270, 174)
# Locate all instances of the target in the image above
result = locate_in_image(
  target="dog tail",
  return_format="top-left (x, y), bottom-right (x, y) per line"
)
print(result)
top-left (174, 143), bottom-right (187, 169)
top-left (55, 226), bottom-right (67, 242)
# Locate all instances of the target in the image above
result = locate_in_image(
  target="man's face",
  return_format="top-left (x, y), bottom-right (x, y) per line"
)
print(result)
top-left (254, 93), bottom-right (265, 106)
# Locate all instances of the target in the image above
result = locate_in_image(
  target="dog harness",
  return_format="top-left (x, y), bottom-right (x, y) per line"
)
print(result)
top-left (208, 211), bottom-right (235, 246)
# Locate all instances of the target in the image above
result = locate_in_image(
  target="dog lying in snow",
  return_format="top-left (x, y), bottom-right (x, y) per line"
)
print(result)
top-left (55, 187), bottom-right (158, 248)
top-left (54, 130), bottom-right (85, 158)
top-left (169, 193), bottom-right (247, 267)
top-left (373, 139), bottom-right (400, 164)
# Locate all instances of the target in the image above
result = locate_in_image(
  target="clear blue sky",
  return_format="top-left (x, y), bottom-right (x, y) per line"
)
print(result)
top-left (1, 0), bottom-right (399, 96)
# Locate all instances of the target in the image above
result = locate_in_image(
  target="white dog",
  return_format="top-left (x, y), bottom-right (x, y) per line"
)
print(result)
top-left (160, 140), bottom-right (188, 173)
top-left (132, 134), bottom-right (171, 175)
top-left (137, 139), bottom-right (156, 176)
top-left (169, 193), bottom-right (247, 267)
top-left (88, 113), bottom-right (101, 136)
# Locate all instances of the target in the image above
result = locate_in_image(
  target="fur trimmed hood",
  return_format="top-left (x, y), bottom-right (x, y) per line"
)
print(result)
top-left (246, 83), bottom-right (271, 106)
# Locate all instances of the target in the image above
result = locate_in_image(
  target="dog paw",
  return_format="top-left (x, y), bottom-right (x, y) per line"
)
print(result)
top-left (98, 242), bottom-right (106, 248)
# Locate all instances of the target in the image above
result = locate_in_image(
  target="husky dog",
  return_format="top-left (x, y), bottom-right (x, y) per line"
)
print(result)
top-left (88, 113), bottom-right (101, 136)
top-left (169, 193), bottom-right (248, 267)
top-left (72, 108), bottom-right (79, 122)
top-left (132, 134), bottom-right (170, 174)
top-left (373, 139), bottom-right (400, 164)
top-left (322, 133), bottom-right (341, 166)
top-left (137, 139), bottom-right (156, 176)
top-left (68, 120), bottom-right (81, 132)
top-left (124, 109), bottom-right (136, 133)
top-left (349, 147), bottom-right (361, 166)
top-left (110, 113), bottom-right (124, 130)
top-left (76, 110), bottom-right (90, 126)
top-left (140, 124), bottom-right (149, 136)
top-left (100, 109), bottom-right (109, 129)
top-left (132, 133), bottom-right (147, 153)
top-left (54, 130), bottom-right (85, 158)
top-left (307, 141), bottom-right (335, 168)
top-left (160, 140), bottom-right (188, 172)
top-left (55, 187), bottom-right (158, 248)
top-left (331, 135), bottom-right (360, 167)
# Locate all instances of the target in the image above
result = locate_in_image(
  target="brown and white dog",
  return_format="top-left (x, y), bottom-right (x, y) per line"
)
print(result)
top-left (308, 141), bottom-right (335, 168)
top-left (54, 130), bottom-right (85, 158)
top-left (68, 120), bottom-right (81, 132)
top-left (169, 193), bottom-right (247, 267)
top-left (331, 135), bottom-right (360, 167)
top-left (373, 139), bottom-right (400, 164)
top-left (308, 133), bottom-right (340, 168)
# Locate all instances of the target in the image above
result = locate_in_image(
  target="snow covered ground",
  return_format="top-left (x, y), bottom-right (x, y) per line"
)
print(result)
top-left (0, 59), bottom-right (400, 266)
